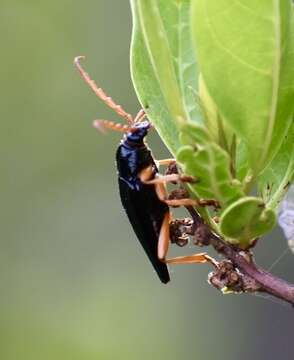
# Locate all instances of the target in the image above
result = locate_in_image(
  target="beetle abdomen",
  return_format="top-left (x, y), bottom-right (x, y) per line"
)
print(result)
top-left (118, 178), bottom-right (170, 283)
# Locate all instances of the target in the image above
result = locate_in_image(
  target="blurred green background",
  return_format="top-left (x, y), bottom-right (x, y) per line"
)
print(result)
top-left (1, 1), bottom-right (294, 359)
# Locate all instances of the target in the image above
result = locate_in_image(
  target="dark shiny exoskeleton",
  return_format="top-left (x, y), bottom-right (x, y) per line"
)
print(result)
top-left (116, 121), bottom-right (170, 283)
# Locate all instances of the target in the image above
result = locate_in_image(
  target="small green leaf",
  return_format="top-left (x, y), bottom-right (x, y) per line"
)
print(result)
top-left (235, 140), bottom-right (250, 182)
top-left (259, 121), bottom-right (294, 210)
top-left (177, 123), bottom-right (244, 208)
top-left (219, 197), bottom-right (276, 248)
top-left (199, 74), bottom-right (234, 152)
top-left (198, 74), bottom-right (219, 143)
top-left (130, 0), bottom-right (201, 154)
top-left (179, 121), bottom-right (212, 146)
top-left (192, 0), bottom-right (294, 174)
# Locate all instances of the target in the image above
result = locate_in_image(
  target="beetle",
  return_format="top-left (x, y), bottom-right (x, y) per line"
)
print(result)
top-left (74, 56), bottom-right (213, 283)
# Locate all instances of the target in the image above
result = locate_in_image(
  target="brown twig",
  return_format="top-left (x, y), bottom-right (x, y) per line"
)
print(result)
top-left (186, 206), bottom-right (294, 306)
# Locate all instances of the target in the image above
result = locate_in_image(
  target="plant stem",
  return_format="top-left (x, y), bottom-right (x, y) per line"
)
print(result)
top-left (187, 207), bottom-right (294, 306)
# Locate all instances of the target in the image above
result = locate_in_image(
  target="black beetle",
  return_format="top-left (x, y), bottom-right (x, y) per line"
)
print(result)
top-left (74, 56), bottom-right (211, 283)
top-left (115, 120), bottom-right (171, 283)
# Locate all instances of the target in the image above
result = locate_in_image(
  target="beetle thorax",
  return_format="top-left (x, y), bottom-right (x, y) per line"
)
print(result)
top-left (116, 143), bottom-right (155, 180)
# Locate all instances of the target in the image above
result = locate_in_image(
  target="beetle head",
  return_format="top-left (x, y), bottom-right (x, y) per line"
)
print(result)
top-left (126, 121), bottom-right (151, 143)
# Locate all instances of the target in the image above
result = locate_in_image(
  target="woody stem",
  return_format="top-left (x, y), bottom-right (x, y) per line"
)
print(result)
top-left (187, 207), bottom-right (294, 306)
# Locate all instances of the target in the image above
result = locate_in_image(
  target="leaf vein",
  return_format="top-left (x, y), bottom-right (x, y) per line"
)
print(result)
top-left (204, 2), bottom-right (271, 76)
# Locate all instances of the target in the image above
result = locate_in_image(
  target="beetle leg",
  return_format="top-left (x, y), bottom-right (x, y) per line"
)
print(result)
top-left (158, 212), bottom-right (213, 265)
top-left (145, 174), bottom-right (197, 185)
top-left (149, 176), bottom-right (220, 209)
top-left (139, 165), bottom-right (194, 186)
top-left (165, 254), bottom-right (212, 265)
top-left (140, 169), bottom-right (220, 208)
top-left (165, 198), bottom-right (220, 208)
top-left (138, 166), bottom-right (155, 183)
top-left (74, 56), bottom-right (133, 124)
top-left (157, 158), bottom-right (176, 167)
top-left (154, 181), bottom-right (169, 203)
top-left (152, 179), bottom-right (213, 208)
top-left (158, 212), bottom-right (171, 260)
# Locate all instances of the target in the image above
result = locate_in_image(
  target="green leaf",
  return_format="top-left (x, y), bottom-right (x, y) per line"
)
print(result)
top-left (177, 122), bottom-right (244, 208)
top-left (199, 74), bottom-right (234, 152)
top-left (235, 140), bottom-right (250, 182)
top-left (191, 0), bottom-right (294, 174)
top-left (179, 121), bottom-right (212, 146)
top-left (198, 74), bottom-right (219, 143)
top-left (130, 0), bottom-right (201, 154)
top-left (258, 120), bottom-right (294, 210)
top-left (219, 197), bottom-right (276, 248)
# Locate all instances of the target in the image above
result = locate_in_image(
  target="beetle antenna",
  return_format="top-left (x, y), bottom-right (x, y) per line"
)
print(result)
top-left (133, 109), bottom-right (146, 123)
top-left (74, 56), bottom-right (133, 125)
top-left (93, 120), bottom-right (136, 134)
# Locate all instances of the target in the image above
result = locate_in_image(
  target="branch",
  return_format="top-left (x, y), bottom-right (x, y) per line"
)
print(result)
top-left (185, 206), bottom-right (294, 306)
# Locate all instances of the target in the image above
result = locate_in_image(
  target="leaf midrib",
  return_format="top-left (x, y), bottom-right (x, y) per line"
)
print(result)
top-left (260, 0), bottom-right (281, 171)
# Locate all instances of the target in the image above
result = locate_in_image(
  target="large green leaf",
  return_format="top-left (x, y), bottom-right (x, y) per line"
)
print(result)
top-left (130, 0), bottom-right (201, 155)
top-left (177, 123), bottom-right (244, 208)
top-left (192, 0), bottom-right (294, 174)
top-left (258, 120), bottom-right (294, 210)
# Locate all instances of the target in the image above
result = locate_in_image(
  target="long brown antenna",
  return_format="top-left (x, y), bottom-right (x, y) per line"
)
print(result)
top-left (74, 56), bottom-right (133, 124)
top-left (93, 120), bottom-right (136, 134)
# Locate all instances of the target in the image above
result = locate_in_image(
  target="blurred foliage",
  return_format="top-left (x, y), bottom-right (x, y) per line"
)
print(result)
top-left (131, 0), bottom-right (294, 248)
top-left (1, 1), bottom-right (294, 359)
